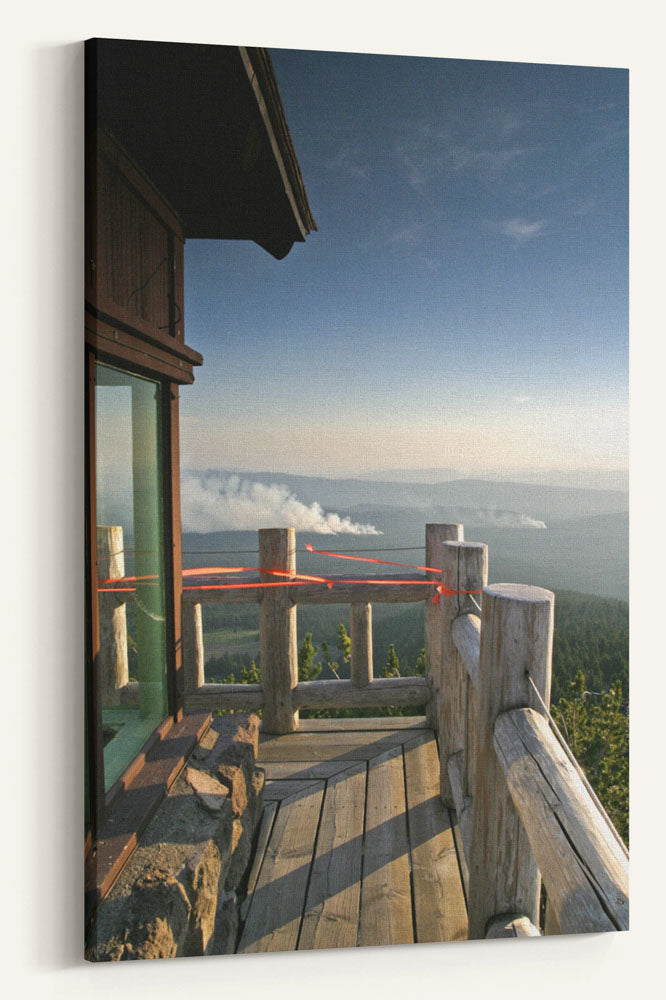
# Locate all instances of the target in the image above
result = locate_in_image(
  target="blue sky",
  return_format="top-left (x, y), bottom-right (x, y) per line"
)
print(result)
top-left (181, 50), bottom-right (628, 479)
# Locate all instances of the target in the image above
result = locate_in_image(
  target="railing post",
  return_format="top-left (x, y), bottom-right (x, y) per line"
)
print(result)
top-left (467, 583), bottom-right (554, 939)
top-left (438, 540), bottom-right (487, 806)
top-left (259, 527), bottom-right (299, 733)
top-left (96, 525), bottom-right (129, 703)
top-left (425, 523), bottom-right (463, 729)
top-left (182, 601), bottom-right (205, 693)
top-left (350, 602), bottom-right (373, 687)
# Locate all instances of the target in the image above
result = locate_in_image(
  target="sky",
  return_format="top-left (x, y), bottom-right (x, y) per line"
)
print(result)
top-left (180, 50), bottom-right (628, 481)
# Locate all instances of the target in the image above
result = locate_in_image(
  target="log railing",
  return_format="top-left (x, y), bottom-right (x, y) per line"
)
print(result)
top-left (98, 521), bottom-right (629, 938)
top-left (437, 550), bottom-right (629, 939)
top-left (180, 526), bottom-right (430, 727)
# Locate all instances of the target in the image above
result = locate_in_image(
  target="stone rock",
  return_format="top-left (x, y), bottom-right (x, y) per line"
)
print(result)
top-left (206, 890), bottom-right (239, 955)
top-left (216, 761), bottom-right (248, 817)
top-left (191, 725), bottom-right (220, 761)
top-left (185, 766), bottom-right (230, 813)
top-left (87, 872), bottom-right (191, 961)
top-left (196, 714), bottom-right (260, 769)
top-left (250, 769), bottom-right (265, 826)
top-left (225, 817), bottom-right (253, 892)
top-left (88, 713), bottom-right (264, 961)
top-left (87, 766), bottom-right (233, 961)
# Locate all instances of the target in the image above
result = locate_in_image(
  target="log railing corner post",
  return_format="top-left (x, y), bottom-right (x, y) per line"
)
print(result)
top-left (467, 582), bottom-right (554, 939)
top-left (425, 523), bottom-right (463, 730)
top-left (259, 527), bottom-right (299, 734)
top-left (438, 539), bottom-right (487, 808)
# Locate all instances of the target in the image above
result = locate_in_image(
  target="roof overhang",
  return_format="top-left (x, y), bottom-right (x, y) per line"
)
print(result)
top-left (86, 39), bottom-right (316, 259)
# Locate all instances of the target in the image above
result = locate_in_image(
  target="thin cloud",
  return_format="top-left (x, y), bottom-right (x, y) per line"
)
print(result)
top-left (512, 394), bottom-right (532, 404)
top-left (395, 108), bottom-right (531, 191)
top-left (386, 220), bottom-right (430, 247)
top-left (501, 218), bottom-right (545, 243)
top-left (326, 146), bottom-right (369, 180)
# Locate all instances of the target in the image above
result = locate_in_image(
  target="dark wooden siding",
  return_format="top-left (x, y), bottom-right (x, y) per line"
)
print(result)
top-left (85, 131), bottom-right (193, 355)
top-left (93, 151), bottom-right (174, 338)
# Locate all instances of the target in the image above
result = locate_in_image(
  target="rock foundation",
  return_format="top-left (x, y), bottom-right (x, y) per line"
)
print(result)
top-left (87, 713), bottom-right (264, 961)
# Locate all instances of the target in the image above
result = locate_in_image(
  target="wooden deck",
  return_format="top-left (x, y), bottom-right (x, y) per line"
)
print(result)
top-left (237, 717), bottom-right (468, 953)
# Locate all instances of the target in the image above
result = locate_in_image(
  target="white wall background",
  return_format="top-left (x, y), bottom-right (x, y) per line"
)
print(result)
top-left (2, 1), bottom-right (664, 997)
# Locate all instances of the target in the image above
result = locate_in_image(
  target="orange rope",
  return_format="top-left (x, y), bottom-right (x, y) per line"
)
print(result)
top-left (304, 542), bottom-right (440, 574)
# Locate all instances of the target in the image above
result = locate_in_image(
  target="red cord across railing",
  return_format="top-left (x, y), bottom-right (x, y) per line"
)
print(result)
top-left (99, 543), bottom-right (483, 600)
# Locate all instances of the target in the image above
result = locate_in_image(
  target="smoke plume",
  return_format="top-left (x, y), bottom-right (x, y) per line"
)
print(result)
top-left (181, 473), bottom-right (382, 535)
top-left (466, 508), bottom-right (547, 529)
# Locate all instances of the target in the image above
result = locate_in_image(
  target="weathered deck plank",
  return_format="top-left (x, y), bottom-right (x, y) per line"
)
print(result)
top-left (403, 733), bottom-right (468, 942)
top-left (240, 800), bottom-right (278, 922)
top-left (238, 719), bottom-right (467, 954)
top-left (299, 763), bottom-right (367, 950)
top-left (360, 746), bottom-right (414, 947)
top-left (258, 730), bottom-right (414, 762)
top-left (296, 716), bottom-right (428, 732)
top-left (237, 783), bottom-right (324, 953)
top-left (260, 760), bottom-right (355, 780)
top-left (263, 779), bottom-right (324, 801)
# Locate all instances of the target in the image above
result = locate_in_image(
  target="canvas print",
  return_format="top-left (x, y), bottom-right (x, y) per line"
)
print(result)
top-left (84, 38), bottom-right (628, 960)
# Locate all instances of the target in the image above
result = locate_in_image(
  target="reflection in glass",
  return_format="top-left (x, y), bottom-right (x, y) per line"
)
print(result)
top-left (95, 363), bottom-right (167, 790)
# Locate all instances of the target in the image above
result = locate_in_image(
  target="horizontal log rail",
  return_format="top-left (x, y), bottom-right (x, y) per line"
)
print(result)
top-left (180, 573), bottom-right (433, 605)
top-left (182, 676), bottom-right (427, 713)
top-left (293, 676), bottom-right (427, 709)
top-left (450, 612), bottom-right (480, 690)
top-left (494, 707), bottom-right (629, 934)
top-left (184, 682), bottom-right (264, 712)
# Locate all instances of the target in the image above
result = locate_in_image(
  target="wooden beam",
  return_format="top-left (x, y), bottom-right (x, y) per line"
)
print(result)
top-left (404, 733), bottom-right (468, 942)
top-left (164, 380), bottom-right (184, 717)
top-left (183, 683), bottom-right (264, 712)
top-left (425, 524), bottom-right (463, 729)
top-left (467, 583), bottom-right (554, 940)
top-left (181, 573), bottom-right (436, 606)
top-left (299, 763), bottom-right (367, 950)
top-left (360, 747), bottom-right (413, 946)
top-left (350, 602), bottom-right (373, 687)
top-left (259, 528), bottom-right (298, 733)
top-left (237, 782), bottom-right (325, 952)
top-left (439, 541), bottom-right (487, 807)
top-left (451, 612), bottom-right (480, 691)
top-left (446, 751), bottom-right (472, 866)
top-left (86, 349), bottom-right (105, 833)
top-left (293, 676), bottom-right (427, 710)
top-left (494, 708), bottom-right (628, 934)
top-left (295, 716), bottom-right (428, 733)
top-left (294, 575), bottom-right (432, 605)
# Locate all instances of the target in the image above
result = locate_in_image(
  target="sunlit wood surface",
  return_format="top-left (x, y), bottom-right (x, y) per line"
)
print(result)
top-left (237, 717), bottom-right (468, 953)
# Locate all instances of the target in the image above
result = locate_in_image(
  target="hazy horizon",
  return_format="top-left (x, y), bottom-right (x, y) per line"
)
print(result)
top-left (179, 461), bottom-right (629, 493)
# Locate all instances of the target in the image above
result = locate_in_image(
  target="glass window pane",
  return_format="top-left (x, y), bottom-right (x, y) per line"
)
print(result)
top-left (95, 363), bottom-right (168, 790)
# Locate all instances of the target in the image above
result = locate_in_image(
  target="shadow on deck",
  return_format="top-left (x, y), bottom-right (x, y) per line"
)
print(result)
top-left (237, 717), bottom-right (468, 953)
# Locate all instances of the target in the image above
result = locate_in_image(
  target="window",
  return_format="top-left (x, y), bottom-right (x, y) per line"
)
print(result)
top-left (95, 363), bottom-right (169, 790)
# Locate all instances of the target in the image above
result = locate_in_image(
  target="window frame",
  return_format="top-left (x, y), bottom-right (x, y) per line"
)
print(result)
top-left (85, 345), bottom-right (184, 834)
